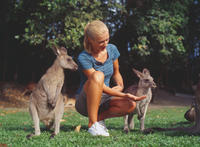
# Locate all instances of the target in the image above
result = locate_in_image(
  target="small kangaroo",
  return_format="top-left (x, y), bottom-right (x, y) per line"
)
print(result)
top-left (123, 68), bottom-right (156, 133)
top-left (27, 46), bottom-right (78, 139)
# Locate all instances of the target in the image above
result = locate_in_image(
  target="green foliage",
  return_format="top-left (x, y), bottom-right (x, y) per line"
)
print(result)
top-left (0, 107), bottom-right (200, 147)
top-left (14, 0), bottom-right (193, 64)
top-left (19, 0), bottom-right (102, 50)
top-left (15, 0), bottom-right (124, 53)
top-left (3, 0), bottom-right (197, 90)
top-left (129, 0), bottom-right (192, 63)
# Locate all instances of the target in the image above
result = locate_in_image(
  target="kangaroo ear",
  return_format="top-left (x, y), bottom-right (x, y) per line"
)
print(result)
top-left (132, 68), bottom-right (143, 78)
top-left (143, 68), bottom-right (150, 75)
top-left (60, 46), bottom-right (68, 54)
top-left (52, 45), bottom-right (61, 56)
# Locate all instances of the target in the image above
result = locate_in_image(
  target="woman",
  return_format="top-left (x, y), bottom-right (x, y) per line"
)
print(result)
top-left (75, 20), bottom-right (146, 136)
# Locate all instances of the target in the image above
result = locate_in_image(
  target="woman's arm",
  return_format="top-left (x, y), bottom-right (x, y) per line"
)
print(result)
top-left (111, 59), bottom-right (124, 91)
top-left (103, 84), bottom-right (146, 101)
top-left (82, 68), bottom-right (146, 101)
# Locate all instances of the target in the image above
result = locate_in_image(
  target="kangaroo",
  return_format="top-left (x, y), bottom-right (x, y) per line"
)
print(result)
top-left (27, 46), bottom-right (78, 139)
top-left (184, 100), bottom-right (196, 122)
top-left (123, 68), bottom-right (156, 133)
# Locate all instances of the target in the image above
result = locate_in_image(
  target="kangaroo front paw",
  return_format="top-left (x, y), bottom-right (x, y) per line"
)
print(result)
top-left (48, 101), bottom-right (56, 109)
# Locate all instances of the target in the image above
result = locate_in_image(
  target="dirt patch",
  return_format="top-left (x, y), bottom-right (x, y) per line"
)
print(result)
top-left (0, 82), bottom-right (194, 109)
top-left (0, 82), bottom-right (76, 110)
top-left (150, 89), bottom-right (194, 109)
top-left (0, 86), bottom-right (29, 108)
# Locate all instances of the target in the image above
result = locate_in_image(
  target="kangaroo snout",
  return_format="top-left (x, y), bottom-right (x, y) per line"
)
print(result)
top-left (152, 82), bottom-right (157, 88)
top-left (72, 64), bottom-right (78, 71)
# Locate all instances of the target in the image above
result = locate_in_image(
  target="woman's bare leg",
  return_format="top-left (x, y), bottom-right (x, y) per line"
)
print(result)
top-left (84, 71), bottom-right (104, 128)
top-left (98, 97), bottom-right (136, 121)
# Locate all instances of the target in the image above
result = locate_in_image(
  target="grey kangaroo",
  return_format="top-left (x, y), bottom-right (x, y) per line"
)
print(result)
top-left (27, 46), bottom-right (78, 139)
top-left (123, 68), bottom-right (156, 133)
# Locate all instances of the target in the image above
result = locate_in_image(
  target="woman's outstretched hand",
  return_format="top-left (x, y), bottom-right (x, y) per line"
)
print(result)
top-left (125, 93), bottom-right (146, 101)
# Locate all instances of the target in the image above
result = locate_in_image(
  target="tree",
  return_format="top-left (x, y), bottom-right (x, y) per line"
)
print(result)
top-left (1, 0), bottom-right (198, 91)
top-left (13, 0), bottom-right (125, 85)
top-left (188, 0), bottom-right (200, 83)
top-left (16, 0), bottom-right (125, 54)
top-left (112, 0), bottom-right (193, 91)
top-left (0, 0), bottom-right (28, 81)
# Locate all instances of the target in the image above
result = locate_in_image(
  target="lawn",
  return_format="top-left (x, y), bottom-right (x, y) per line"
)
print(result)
top-left (0, 107), bottom-right (200, 147)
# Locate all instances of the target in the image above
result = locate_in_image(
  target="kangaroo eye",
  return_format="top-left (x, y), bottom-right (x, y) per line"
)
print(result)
top-left (67, 59), bottom-right (71, 62)
top-left (144, 79), bottom-right (149, 82)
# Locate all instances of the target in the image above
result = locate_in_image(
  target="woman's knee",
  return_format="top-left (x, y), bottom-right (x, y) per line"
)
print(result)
top-left (83, 71), bottom-right (104, 91)
top-left (89, 71), bottom-right (104, 84)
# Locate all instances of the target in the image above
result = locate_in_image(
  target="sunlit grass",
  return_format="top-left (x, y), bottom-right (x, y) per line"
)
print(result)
top-left (0, 107), bottom-right (200, 147)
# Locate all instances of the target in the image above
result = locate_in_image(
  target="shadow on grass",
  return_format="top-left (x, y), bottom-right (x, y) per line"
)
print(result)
top-left (2, 124), bottom-right (33, 132)
top-left (143, 121), bottom-right (199, 137)
top-left (3, 124), bottom-right (83, 135)
top-left (60, 124), bottom-right (88, 132)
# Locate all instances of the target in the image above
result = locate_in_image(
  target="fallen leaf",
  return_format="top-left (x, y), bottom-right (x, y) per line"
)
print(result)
top-left (23, 122), bottom-right (28, 125)
top-left (60, 119), bottom-right (66, 122)
top-left (0, 113), bottom-right (5, 116)
top-left (75, 125), bottom-right (81, 132)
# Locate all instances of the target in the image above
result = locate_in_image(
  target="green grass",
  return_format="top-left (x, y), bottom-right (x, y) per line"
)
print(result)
top-left (0, 107), bottom-right (200, 147)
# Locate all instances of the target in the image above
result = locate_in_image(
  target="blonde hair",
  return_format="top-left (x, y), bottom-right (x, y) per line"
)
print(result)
top-left (84, 20), bottom-right (109, 53)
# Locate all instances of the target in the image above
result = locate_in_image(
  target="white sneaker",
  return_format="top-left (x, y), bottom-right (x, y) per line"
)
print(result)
top-left (88, 122), bottom-right (109, 137)
top-left (98, 120), bottom-right (108, 133)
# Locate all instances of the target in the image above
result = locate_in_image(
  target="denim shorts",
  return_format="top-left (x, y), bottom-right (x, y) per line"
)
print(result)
top-left (75, 89), bottom-right (113, 117)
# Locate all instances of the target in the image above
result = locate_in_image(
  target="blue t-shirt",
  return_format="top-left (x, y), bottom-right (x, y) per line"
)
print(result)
top-left (76, 44), bottom-right (120, 94)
